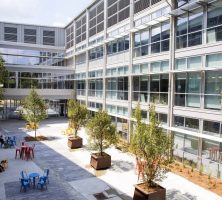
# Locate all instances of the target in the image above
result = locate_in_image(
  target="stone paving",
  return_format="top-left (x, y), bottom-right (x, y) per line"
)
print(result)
top-left (0, 118), bottom-right (222, 200)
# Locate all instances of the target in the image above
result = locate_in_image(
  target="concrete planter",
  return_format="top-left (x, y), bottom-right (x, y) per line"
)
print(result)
top-left (90, 152), bottom-right (111, 170)
top-left (133, 183), bottom-right (166, 200)
top-left (68, 136), bottom-right (82, 149)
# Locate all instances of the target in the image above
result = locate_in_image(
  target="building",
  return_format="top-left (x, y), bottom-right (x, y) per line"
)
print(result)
top-left (0, 0), bottom-right (222, 177)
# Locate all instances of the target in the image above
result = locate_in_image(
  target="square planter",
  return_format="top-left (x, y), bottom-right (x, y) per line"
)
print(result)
top-left (133, 183), bottom-right (166, 200)
top-left (90, 152), bottom-right (111, 170)
top-left (68, 136), bottom-right (82, 149)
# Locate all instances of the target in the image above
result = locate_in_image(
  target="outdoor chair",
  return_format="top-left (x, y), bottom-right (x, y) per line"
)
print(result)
top-left (20, 178), bottom-right (30, 192)
top-left (15, 147), bottom-right (21, 159)
top-left (25, 147), bottom-right (32, 161)
top-left (30, 144), bottom-right (35, 158)
top-left (20, 171), bottom-right (30, 182)
top-left (40, 169), bottom-right (49, 184)
top-left (37, 177), bottom-right (47, 190)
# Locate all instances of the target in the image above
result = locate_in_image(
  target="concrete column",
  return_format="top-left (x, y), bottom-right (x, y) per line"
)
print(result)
top-left (15, 71), bottom-right (18, 89)
top-left (127, 0), bottom-right (135, 142)
top-left (85, 10), bottom-right (89, 107)
top-left (103, 0), bottom-right (108, 111)
top-left (168, 0), bottom-right (177, 160)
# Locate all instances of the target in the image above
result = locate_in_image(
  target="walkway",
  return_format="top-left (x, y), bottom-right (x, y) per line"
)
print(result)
top-left (0, 118), bottom-right (222, 200)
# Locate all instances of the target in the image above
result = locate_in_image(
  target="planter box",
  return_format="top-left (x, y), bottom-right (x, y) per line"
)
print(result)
top-left (68, 137), bottom-right (82, 149)
top-left (90, 152), bottom-right (111, 170)
top-left (133, 183), bottom-right (166, 200)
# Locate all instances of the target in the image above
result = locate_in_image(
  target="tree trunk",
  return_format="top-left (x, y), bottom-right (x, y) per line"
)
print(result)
top-left (74, 128), bottom-right (78, 138)
top-left (100, 133), bottom-right (103, 156)
top-left (35, 127), bottom-right (37, 138)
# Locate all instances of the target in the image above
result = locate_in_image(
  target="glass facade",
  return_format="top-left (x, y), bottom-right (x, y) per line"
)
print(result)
top-left (175, 72), bottom-right (201, 108)
top-left (0, 48), bottom-right (65, 66)
top-left (134, 21), bottom-right (170, 57)
top-left (176, 8), bottom-right (203, 49)
top-left (89, 46), bottom-right (103, 60)
top-left (107, 36), bottom-right (129, 55)
top-left (107, 77), bottom-right (128, 101)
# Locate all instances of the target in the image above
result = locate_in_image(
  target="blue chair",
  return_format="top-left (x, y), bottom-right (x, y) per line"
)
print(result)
top-left (12, 136), bottom-right (16, 146)
top-left (20, 171), bottom-right (30, 182)
top-left (37, 177), bottom-right (47, 190)
top-left (20, 178), bottom-right (30, 192)
top-left (41, 169), bottom-right (49, 184)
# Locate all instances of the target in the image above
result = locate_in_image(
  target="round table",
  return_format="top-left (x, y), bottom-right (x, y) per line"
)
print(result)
top-left (29, 172), bottom-right (40, 188)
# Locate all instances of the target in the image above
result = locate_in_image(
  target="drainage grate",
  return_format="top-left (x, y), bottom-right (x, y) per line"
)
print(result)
top-left (93, 192), bottom-right (108, 200)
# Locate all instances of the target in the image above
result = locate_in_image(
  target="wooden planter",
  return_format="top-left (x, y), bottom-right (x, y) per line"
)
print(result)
top-left (133, 183), bottom-right (166, 200)
top-left (68, 136), bottom-right (82, 149)
top-left (90, 152), bottom-right (111, 170)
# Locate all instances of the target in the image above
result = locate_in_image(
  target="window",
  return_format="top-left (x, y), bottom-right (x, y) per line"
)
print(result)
top-left (205, 71), bottom-right (222, 110)
top-left (150, 74), bottom-right (168, 105)
top-left (43, 30), bottom-right (55, 46)
top-left (150, 61), bottom-right (169, 72)
top-left (132, 63), bottom-right (148, 74)
top-left (207, 7), bottom-right (222, 43)
top-left (89, 46), bottom-right (103, 60)
top-left (76, 15), bottom-right (87, 44)
top-left (88, 79), bottom-right (103, 98)
top-left (4, 27), bottom-right (17, 42)
top-left (207, 53), bottom-right (222, 68)
top-left (134, 0), bottom-right (150, 14)
top-left (134, 21), bottom-right (170, 57)
top-left (89, 1), bottom-right (104, 37)
top-left (24, 29), bottom-right (37, 44)
top-left (66, 24), bottom-right (74, 49)
top-left (176, 8), bottom-right (203, 49)
top-left (75, 53), bottom-right (86, 65)
top-left (203, 120), bottom-right (221, 137)
top-left (174, 116), bottom-right (199, 131)
top-left (175, 72), bottom-right (201, 107)
top-left (175, 56), bottom-right (202, 70)
top-left (107, 77), bottom-right (128, 100)
top-left (107, 36), bottom-right (129, 55)
top-left (133, 76), bottom-right (148, 102)
top-left (107, 0), bottom-right (130, 28)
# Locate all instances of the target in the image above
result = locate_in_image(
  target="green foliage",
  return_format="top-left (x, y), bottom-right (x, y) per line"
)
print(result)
top-left (0, 56), bottom-right (8, 100)
top-left (67, 99), bottom-right (88, 137)
top-left (130, 103), bottom-right (170, 187)
top-left (22, 88), bottom-right (47, 138)
top-left (87, 110), bottom-right (117, 155)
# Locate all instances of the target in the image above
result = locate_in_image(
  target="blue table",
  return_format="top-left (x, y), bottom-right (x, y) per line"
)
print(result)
top-left (29, 173), bottom-right (40, 188)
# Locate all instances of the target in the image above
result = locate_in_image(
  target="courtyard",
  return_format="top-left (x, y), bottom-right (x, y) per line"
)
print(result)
top-left (0, 118), bottom-right (222, 200)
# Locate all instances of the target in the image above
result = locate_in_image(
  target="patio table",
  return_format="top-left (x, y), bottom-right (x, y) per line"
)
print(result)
top-left (29, 172), bottom-right (40, 188)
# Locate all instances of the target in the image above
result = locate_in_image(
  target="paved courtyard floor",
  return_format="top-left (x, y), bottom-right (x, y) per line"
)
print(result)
top-left (0, 118), bottom-right (222, 200)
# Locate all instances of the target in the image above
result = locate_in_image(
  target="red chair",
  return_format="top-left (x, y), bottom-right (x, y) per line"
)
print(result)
top-left (25, 147), bottom-right (32, 161)
top-left (15, 147), bottom-right (21, 159)
top-left (30, 144), bottom-right (35, 159)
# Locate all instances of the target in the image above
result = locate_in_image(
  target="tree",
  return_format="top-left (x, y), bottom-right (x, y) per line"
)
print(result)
top-left (67, 99), bottom-right (88, 138)
top-left (22, 88), bottom-right (47, 138)
top-left (130, 103), bottom-right (170, 187)
top-left (0, 56), bottom-right (8, 101)
top-left (87, 110), bottom-right (117, 156)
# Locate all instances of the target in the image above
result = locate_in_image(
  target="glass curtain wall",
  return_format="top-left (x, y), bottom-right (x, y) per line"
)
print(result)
top-left (176, 8), bottom-right (203, 49)
top-left (134, 21), bottom-right (170, 57)
top-left (106, 77), bottom-right (128, 100)
top-left (88, 79), bottom-right (103, 98)
top-left (175, 72), bottom-right (201, 107)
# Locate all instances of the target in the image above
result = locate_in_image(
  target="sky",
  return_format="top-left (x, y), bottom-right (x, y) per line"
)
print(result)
top-left (0, 0), bottom-right (92, 27)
